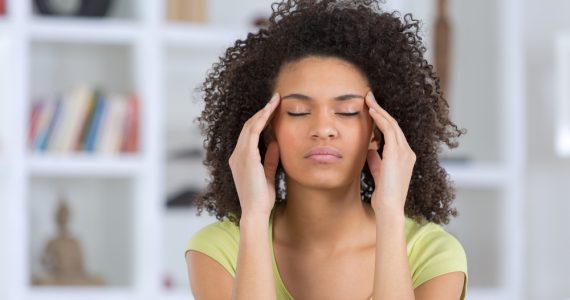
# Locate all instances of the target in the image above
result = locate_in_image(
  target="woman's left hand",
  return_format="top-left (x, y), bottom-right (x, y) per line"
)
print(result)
top-left (365, 90), bottom-right (417, 215)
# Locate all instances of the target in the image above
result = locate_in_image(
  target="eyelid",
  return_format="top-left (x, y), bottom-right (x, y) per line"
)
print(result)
top-left (286, 111), bottom-right (360, 116)
top-left (287, 112), bottom-right (309, 116)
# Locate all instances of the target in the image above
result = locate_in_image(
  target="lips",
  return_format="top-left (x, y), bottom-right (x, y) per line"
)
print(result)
top-left (304, 146), bottom-right (342, 159)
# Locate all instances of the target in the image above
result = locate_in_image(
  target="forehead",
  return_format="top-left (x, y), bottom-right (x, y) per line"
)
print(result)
top-left (274, 56), bottom-right (370, 93)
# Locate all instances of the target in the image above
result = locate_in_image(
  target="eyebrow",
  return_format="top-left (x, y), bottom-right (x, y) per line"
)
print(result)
top-left (281, 93), bottom-right (364, 101)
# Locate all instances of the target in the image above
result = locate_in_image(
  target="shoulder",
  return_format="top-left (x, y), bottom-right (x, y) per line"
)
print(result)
top-left (405, 217), bottom-right (464, 252)
top-left (405, 216), bottom-right (468, 290)
top-left (185, 217), bottom-right (241, 277)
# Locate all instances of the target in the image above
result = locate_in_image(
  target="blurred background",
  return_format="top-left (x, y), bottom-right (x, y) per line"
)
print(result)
top-left (0, 0), bottom-right (568, 299)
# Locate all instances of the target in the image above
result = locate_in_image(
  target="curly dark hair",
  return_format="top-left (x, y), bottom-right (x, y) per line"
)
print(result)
top-left (192, 0), bottom-right (466, 227)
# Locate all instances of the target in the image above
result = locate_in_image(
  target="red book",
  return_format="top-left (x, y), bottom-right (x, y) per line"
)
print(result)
top-left (0, 0), bottom-right (6, 16)
top-left (129, 94), bottom-right (140, 152)
top-left (122, 93), bottom-right (139, 153)
top-left (28, 101), bottom-right (44, 149)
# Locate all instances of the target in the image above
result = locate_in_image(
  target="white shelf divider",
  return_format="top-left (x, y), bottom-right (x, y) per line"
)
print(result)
top-left (26, 154), bottom-right (143, 177)
top-left (162, 23), bottom-right (253, 48)
top-left (442, 161), bottom-right (507, 188)
top-left (498, 0), bottom-right (526, 298)
top-left (29, 18), bottom-right (141, 44)
top-left (27, 287), bottom-right (135, 300)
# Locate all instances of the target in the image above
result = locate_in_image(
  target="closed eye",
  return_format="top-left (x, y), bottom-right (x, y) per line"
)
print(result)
top-left (287, 112), bottom-right (310, 116)
top-left (337, 112), bottom-right (360, 116)
top-left (287, 112), bottom-right (360, 117)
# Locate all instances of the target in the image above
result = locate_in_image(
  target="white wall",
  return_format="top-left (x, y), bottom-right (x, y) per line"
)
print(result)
top-left (523, 0), bottom-right (570, 299)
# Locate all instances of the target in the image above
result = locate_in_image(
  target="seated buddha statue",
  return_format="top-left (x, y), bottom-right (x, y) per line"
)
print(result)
top-left (33, 197), bottom-right (104, 286)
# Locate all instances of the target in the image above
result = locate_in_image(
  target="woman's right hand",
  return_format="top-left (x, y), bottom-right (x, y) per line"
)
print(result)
top-left (229, 93), bottom-right (281, 218)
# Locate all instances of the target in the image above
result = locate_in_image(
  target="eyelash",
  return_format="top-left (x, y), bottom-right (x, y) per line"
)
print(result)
top-left (287, 112), bottom-right (360, 117)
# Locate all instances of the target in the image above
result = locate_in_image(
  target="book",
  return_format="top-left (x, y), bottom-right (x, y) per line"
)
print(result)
top-left (28, 101), bottom-right (44, 149)
top-left (121, 93), bottom-right (139, 153)
top-left (48, 85), bottom-right (93, 153)
top-left (96, 94), bottom-right (127, 154)
top-left (76, 90), bottom-right (100, 151)
top-left (28, 86), bottom-right (140, 155)
top-left (66, 85), bottom-right (94, 152)
top-left (85, 94), bottom-right (106, 152)
top-left (40, 97), bottom-right (63, 152)
top-left (32, 98), bottom-right (55, 152)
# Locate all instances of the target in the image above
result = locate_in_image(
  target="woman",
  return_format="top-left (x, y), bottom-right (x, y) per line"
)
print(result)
top-left (185, 0), bottom-right (468, 299)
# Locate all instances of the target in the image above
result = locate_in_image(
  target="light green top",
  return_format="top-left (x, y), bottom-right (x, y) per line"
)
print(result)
top-left (186, 210), bottom-right (468, 299)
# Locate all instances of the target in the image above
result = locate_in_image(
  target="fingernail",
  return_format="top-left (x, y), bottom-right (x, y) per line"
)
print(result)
top-left (367, 91), bottom-right (376, 101)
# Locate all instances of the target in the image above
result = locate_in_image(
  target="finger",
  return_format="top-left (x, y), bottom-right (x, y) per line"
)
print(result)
top-left (246, 93), bottom-right (280, 145)
top-left (367, 104), bottom-right (399, 150)
top-left (264, 141), bottom-right (280, 185)
top-left (236, 93), bottom-right (280, 154)
top-left (365, 91), bottom-right (406, 147)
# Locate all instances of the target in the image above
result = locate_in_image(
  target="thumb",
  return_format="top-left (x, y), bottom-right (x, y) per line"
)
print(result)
top-left (264, 141), bottom-right (280, 185)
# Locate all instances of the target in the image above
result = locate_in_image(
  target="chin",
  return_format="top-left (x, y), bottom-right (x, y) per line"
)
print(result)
top-left (286, 168), bottom-right (353, 190)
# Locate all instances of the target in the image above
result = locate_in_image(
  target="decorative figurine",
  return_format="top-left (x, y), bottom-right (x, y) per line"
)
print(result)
top-left (32, 196), bottom-right (104, 286)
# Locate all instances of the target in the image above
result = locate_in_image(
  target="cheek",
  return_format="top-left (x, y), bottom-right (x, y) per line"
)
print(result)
top-left (273, 126), bottom-right (300, 157)
top-left (343, 118), bottom-right (372, 144)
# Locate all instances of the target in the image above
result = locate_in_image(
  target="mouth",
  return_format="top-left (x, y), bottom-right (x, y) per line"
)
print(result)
top-left (305, 154), bottom-right (342, 163)
top-left (304, 147), bottom-right (342, 163)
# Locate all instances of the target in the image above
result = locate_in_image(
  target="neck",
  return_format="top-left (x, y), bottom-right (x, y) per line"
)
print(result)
top-left (273, 177), bottom-right (376, 256)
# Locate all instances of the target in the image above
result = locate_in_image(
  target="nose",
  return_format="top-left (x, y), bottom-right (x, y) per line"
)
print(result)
top-left (309, 110), bottom-right (338, 139)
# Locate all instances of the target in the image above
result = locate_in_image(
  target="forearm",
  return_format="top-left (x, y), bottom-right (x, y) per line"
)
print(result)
top-left (372, 209), bottom-right (415, 300)
top-left (232, 213), bottom-right (276, 300)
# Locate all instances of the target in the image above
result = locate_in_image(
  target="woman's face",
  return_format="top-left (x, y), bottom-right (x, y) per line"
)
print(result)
top-left (268, 56), bottom-right (379, 189)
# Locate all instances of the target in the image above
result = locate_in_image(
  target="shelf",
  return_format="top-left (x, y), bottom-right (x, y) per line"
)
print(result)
top-left (29, 17), bottom-right (140, 44)
top-left (162, 23), bottom-right (254, 47)
top-left (159, 290), bottom-right (194, 300)
top-left (26, 154), bottom-right (143, 177)
top-left (30, 41), bottom-right (134, 94)
top-left (31, 0), bottom-right (138, 21)
top-left (441, 161), bottom-right (507, 188)
top-left (28, 177), bottom-right (135, 288)
top-left (27, 287), bottom-right (134, 300)
top-left (26, 289), bottom-right (194, 300)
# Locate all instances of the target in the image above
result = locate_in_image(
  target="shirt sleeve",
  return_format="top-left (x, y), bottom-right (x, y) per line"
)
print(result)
top-left (409, 226), bottom-right (468, 300)
top-left (185, 221), bottom-right (239, 278)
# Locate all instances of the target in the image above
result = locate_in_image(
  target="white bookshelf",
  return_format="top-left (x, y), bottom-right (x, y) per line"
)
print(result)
top-left (0, 0), bottom-right (525, 299)
top-left (401, 0), bottom-right (526, 299)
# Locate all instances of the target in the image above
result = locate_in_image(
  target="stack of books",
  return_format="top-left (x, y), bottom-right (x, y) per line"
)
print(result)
top-left (28, 85), bottom-right (140, 155)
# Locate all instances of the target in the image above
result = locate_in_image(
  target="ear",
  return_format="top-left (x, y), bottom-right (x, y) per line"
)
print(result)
top-left (368, 125), bottom-right (381, 150)
top-left (263, 124), bottom-right (276, 147)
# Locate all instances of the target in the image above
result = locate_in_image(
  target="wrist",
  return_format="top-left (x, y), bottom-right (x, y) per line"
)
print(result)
top-left (240, 211), bottom-right (271, 226)
top-left (373, 206), bottom-right (405, 224)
